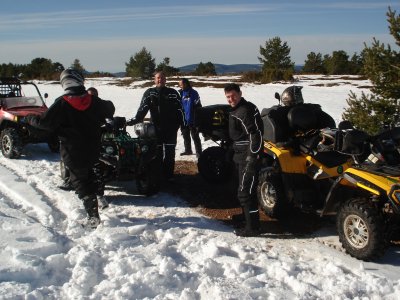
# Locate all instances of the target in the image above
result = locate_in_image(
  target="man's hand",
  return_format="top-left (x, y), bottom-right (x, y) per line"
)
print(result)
top-left (20, 114), bottom-right (40, 126)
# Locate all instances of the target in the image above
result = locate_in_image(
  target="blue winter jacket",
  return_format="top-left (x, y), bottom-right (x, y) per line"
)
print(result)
top-left (180, 87), bottom-right (201, 126)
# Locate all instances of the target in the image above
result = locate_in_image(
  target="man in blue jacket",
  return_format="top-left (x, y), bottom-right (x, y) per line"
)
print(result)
top-left (179, 78), bottom-right (202, 157)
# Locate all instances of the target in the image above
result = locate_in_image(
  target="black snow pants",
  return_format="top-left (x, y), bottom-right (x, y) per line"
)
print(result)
top-left (157, 129), bottom-right (178, 180)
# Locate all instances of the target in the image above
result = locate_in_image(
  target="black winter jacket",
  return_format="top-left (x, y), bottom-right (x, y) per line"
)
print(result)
top-left (133, 86), bottom-right (185, 137)
top-left (229, 98), bottom-right (263, 158)
top-left (33, 90), bottom-right (115, 169)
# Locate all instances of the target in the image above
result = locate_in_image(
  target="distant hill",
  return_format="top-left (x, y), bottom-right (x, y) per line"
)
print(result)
top-left (179, 63), bottom-right (303, 75)
top-left (112, 72), bottom-right (126, 77)
top-left (112, 64), bottom-right (303, 77)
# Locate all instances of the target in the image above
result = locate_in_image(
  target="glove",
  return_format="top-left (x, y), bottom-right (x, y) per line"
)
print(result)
top-left (20, 114), bottom-right (40, 126)
top-left (126, 118), bottom-right (137, 126)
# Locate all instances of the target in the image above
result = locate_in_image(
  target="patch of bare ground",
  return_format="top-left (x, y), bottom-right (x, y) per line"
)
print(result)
top-left (301, 75), bottom-right (367, 81)
top-left (171, 161), bottom-right (400, 244)
top-left (169, 160), bottom-right (328, 236)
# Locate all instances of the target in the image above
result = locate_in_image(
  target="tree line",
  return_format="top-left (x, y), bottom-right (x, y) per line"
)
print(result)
top-left (0, 44), bottom-right (368, 82)
top-left (0, 43), bottom-right (373, 82)
top-left (0, 58), bottom-right (112, 81)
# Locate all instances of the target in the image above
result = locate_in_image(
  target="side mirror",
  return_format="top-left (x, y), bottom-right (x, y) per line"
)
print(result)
top-left (274, 92), bottom-right (280, 101)
top-left (44, 93), bottom-right (48, 99)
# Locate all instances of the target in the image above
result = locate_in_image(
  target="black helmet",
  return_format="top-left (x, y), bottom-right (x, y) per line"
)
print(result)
top-left (281, 86), bottom-right (304, 106)
top-left (60, 68), bottom-right (84, 91)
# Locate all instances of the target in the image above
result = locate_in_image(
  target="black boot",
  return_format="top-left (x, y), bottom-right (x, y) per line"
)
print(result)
top-left (59, 179), bottom-right (74, 191)
top-left (82, 194), bottom-right (101, 228)
top-left (234, 205), bottom-right (260, 237)
top-left (230, 208), bottom-right (245, 228)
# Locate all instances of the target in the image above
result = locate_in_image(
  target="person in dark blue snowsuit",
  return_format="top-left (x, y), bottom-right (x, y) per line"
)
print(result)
top-left (179, 78), bottom-right (202, 157)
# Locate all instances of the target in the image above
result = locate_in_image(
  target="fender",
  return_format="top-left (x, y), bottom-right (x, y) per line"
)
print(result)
top-left (263, 141), bottom-right (306, 174)
top-left (344, 167), bottom-right (398, 197)
top-left (264, 140), bottom-right (352, 179)
top-left (323, 167), bottom-right (400, 215)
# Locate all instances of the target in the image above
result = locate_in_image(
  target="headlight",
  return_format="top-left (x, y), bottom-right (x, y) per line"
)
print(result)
top-left (105, 146), bottom-right (115, 155)
top-left (392, 190), bottom-right (400, 203)
top-left (389, 184), bottom-right (400, 205)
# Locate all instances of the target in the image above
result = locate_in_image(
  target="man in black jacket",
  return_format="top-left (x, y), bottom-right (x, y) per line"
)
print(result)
top-left (127, 71), bottom-right (185, 181)
top-left (225, 83), bottom-right (263, 237)
top-left (27, 69), bottom-right (115, 228)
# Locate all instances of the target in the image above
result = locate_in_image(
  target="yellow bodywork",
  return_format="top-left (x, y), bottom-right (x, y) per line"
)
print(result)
top-left (263, 141), bottom-right (353, 179)
top-left (343, 167), bottom-right (400, 204)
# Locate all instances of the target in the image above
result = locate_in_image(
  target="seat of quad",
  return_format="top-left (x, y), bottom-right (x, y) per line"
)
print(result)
top-left (261, 103), bottom-right (336, 144)
top-left (312, 151), bottom-right (351, 168)
top-left (287, 104), bottom-right (336, 132)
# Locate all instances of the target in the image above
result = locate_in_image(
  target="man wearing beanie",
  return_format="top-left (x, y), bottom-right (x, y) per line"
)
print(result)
top-left (27, 68), bottom-right (115, 228)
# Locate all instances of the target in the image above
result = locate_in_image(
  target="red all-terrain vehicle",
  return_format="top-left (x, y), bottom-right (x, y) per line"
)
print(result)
top-left (0, 77), bottom-right (59, 158)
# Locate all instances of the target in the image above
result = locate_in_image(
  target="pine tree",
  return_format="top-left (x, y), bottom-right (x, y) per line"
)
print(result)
top-left (26, 58), bottom-right (64, 80)
top-left (349, 52), bottom-right (364, 75)
top-left (125, 47), bottom-right (156, 79)
top-left (258, 36), bottom-right (294, 82)
top-left (302, 52), bottom-right (325, 74)
top-left (194, 62), bottom-right (216, 76)
top-left (156, 57), bottom-right (179, 76)
top-left (323, 50), bottom-right (351, 75)
top-left (343, 7), bottom-right (400, 134)
top-left (70, 59), bottom-right (85, 73)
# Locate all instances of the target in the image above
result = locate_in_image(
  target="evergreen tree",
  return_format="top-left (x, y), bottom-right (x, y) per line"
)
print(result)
top-left (156, 57), bottom-right (179, 76)
top-left (70, 59), bottom-right (85, 73)
top-left (194, 62), bottom-right (217, 76)
top-left (302, 52), bottom-right (325, 74)
top-left (25, 58), bottom-right (63, 80)
top-left (349, 52), bottom-right (364, 75)
top-left (0, 63), bottom-right (25, 78)
top-left (343, 7), bottom-right (400, 134)
top-left (323, 50), bottom-right (351, 75)
top-left (258, 36), bottom-right (294, 82)
top-left (125, 47), bottom-right (156, 79)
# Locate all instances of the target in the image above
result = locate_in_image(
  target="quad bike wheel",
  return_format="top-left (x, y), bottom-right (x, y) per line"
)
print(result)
top-left (257, 169), bottom-right (290, 218)
top-left (1, 128), bottom-right (23, 159)
top-left (197, 146), bottom-right (233, 183)
top-left (337, 198), bottom-right (387, 261)
top-left (136, 159), bottom-right (161, 196)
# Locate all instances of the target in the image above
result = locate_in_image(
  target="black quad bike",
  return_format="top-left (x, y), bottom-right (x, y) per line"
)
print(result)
top-left (257, 92), bottom-right (400, 260)
top-left (195, 104), bottom-right (234, 183)
top-left (60, 117), bottom-right (161, 196)
top-left (0, 77), bottom-right (59, 158)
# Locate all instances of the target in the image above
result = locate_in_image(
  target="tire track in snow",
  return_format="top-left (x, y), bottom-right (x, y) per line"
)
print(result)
top-left (0, 148), bottom-right (90, 237)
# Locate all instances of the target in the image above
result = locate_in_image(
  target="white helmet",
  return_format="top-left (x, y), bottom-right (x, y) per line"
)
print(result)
top-left (60, 68), bottom-right (84, 91)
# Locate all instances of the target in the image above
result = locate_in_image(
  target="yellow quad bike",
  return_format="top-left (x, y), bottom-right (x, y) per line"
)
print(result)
top-left (257, 102), bottom-right (400, 260)
top-left (332, 126), bottom-right (400, 260)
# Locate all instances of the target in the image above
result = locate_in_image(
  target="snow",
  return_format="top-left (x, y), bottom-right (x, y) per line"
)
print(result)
top-left (1, 75), bottom-right (400, 299)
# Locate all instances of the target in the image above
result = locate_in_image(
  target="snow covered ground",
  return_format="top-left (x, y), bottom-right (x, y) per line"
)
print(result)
top-left (1, 75), bottom-right (400, 299)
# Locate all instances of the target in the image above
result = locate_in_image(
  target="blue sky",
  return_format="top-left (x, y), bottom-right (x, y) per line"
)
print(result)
top-left (0, 0), bottom-right (398, 72)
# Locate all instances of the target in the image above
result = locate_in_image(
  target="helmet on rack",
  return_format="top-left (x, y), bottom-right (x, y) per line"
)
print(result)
top-left (60, 68), bottom-right (84, 91)
top-left (281, 86), bottom-right (304, 106)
